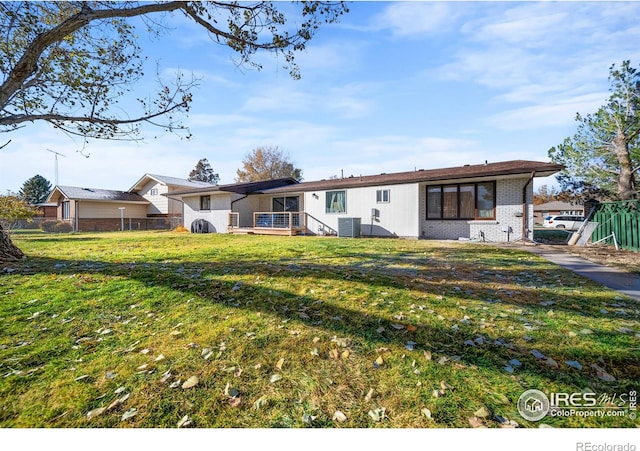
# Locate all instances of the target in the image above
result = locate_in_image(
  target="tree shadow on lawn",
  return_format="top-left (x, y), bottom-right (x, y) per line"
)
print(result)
top-left (7, 252), bottom-right (640, 393)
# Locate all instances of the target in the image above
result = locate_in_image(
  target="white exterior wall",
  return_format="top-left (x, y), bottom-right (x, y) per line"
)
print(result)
top-left (301, 183), bottom-right (420, 238)
top-left (182, 192), bottom-right (233, 233)
top-left (420, 177), bottom-right (534, 242)
top-left (138, 180), bottom-right (168, 215)
top-left (234, 195), bottom-right (261, 228)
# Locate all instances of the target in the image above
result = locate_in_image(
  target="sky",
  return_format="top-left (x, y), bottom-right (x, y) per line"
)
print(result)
top-left (2, 0), bottom-right (640, 195)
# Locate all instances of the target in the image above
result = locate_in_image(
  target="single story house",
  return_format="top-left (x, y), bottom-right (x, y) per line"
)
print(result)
top-left (533, 201), bottom-right (584, 225)
top-left (168, 160), bottom-right (563, 242)
top-left (46, 174), bottom-right (214, 232)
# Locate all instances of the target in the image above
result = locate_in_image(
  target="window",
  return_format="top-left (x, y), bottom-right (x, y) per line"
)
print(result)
top-left (326, 190), bottom-right (346, 213)
top-left (200, 195), bottom-right (211, 211)
top-left (426, 182), bottom-right (495, 220)
top-left (150, 188), bottom-right (158, 196)
top-left (62, 201), bottom-right (70, 220)
top-left (272, 196), bottom-right (299, 212)
top-left (376, 189), bottom-right (390, 203)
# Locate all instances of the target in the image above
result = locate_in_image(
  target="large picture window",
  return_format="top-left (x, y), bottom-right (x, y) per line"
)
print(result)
top-left (326, 190), bottom-right (346, 214)
top-left (426, 182), bottom-right (495, 220)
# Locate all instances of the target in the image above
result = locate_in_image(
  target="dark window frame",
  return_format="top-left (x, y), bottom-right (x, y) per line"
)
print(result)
top-left (200, 195), bottom-right (211, 211)
top-left (426, 181), bottom-right (496, 220)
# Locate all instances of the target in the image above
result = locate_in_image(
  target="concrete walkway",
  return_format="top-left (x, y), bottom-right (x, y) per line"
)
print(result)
top-left (518, 245), bottom-right (640, 301)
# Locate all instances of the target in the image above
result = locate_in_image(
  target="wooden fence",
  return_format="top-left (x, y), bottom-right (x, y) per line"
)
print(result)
top-left (591, 200), bottom-right (640, 252)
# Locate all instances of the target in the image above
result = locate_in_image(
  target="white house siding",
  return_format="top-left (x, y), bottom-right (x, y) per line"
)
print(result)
top-left (137, 180), bottom-right (167, 215)
top-left (300, 184), bottom-right (420, 238)
top-left (420, 177), bottom-right (533, 242)
top-left (182, 192), bottom-right (232, 233)
top-left (79, 201), bottom-right (148, 219)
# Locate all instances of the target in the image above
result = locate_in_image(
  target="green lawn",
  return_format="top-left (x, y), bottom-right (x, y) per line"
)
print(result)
top-left (0, 231), bottom-right (638, 428)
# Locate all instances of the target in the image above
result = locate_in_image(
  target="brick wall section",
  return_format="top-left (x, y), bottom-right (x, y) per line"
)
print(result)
top-left (420, 177), bottom-right (533, 242)
top-left (77, 217), bottom-right (172, 232)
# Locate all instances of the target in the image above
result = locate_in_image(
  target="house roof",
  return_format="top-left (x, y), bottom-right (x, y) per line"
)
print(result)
top-left (128, 174), bottom-right (215, 192)
top-left (258, 160), bottom-right (564, 194)
top-left (534, 201), bottom-right (584, 211)
top-left (47, 186), bottom-right (149, 203)
top-left (166, 178), bottom-right (299, 196)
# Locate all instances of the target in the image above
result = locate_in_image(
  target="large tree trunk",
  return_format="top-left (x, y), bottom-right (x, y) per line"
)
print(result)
top-left (0, 224), bottom-right (24, 261)
top-left (613, 132), bottom-right (638, 200)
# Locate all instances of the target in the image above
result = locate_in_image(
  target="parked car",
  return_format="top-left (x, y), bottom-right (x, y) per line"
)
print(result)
top-left (542, 215), bottom-right (585, 230)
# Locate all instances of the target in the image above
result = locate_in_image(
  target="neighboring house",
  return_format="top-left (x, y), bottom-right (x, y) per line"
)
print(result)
top-left (533, 201), bottom-right (584, 225)
top-left (32, 202), bottom-right (58, 220)
top-left (128, 174), bottom-right (214, 219)
top-left (45, 175), bottom-right (215, 232)
top-left (169, 160), bottom-right (563, 242)
top-left (47, 186), bottom-right (150, 232)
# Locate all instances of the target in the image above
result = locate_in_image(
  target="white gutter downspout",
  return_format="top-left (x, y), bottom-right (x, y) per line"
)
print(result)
top-left (522, 171), bottom-right (535, 242)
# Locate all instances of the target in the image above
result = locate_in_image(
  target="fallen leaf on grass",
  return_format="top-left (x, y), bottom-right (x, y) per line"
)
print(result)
top-left (390, 323), bottom-right (405, 330)
top-left (302, 413), bottom-right (316, 424)
top-left (368, 408), bottom-right (385, 422)
top-left (333, 411), bottom-right (347, 422)
top-left (269, 374), bottom-right (282, 383)
top-left (228, 397), bottom-right (242, 408)
top-left (440, 381), bottom-right (453, 391)
top-left (253, 396), bottom-right (268, 410)
top-left (341, 350), bottom-right (350, 359)
top-left (591, 364), bottom-right (616, 382)
top-left (154, 354), bottom-right (165, 362)
top-left (474, 406), bottom-right (492, 418)
top-left (423, 351), bottom-right (432, 361)
top-left (565, 360), bottom-right (582, 370)
top-left (468, 416), bottom-right (484, 428)
top-left (364, 388), bottom-right (374, 402)
top-left (276, 358), bottom-right (285, 370)
top-left (182, 376), bottom-right (199, 389)
top-left (107, 393), bottom-right (130, 411)
top-left (177, 415), bottom-right (192, 428)
top-left (86, 407), bottom-right (106, 420)
top-left (121, 408), bottom-right (137, 421)
top-left (421, 408), bottom-right (432, 420)
top-left (530, 350), bottom-right (546, 359)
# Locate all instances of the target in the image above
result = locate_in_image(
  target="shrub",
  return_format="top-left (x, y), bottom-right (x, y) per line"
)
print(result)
top-left (40, 220), bottom-right (73, 233)
top-left (174, 225), bottom-right (189, 233)
top-left (40, 220), bottom-right (57, 232)
top-left (54, 222), bottom-right (73, 233)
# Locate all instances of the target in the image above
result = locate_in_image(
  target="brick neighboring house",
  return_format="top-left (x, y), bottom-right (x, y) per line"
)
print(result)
top-left (533, 201), bottom-right (584, 225)
top-left (45, 174), bottom-right (214, 232)
top-left (170, 160), bottom-right (564, 242)
top-left (47, 186), bottom-right (151, 232)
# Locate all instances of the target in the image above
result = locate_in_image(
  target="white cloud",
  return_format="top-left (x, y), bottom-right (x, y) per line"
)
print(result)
top-left (485, 93), bottom-right (608, 130)
top-left (370, 2), bottom-right (471, 37)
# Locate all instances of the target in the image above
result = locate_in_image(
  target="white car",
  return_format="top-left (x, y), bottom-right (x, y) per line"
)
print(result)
top-left (543, 215), bottom-right (585, 230)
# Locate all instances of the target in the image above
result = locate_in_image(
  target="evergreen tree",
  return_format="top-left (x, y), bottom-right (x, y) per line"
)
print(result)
top-left (188, 158), bottom-right (219, 184)
top-left (19, 175), bottom-right (52, 204)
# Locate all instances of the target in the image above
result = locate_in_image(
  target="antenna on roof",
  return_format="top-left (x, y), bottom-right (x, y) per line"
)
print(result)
top-left (46, 149), bottom-right (66, 186)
